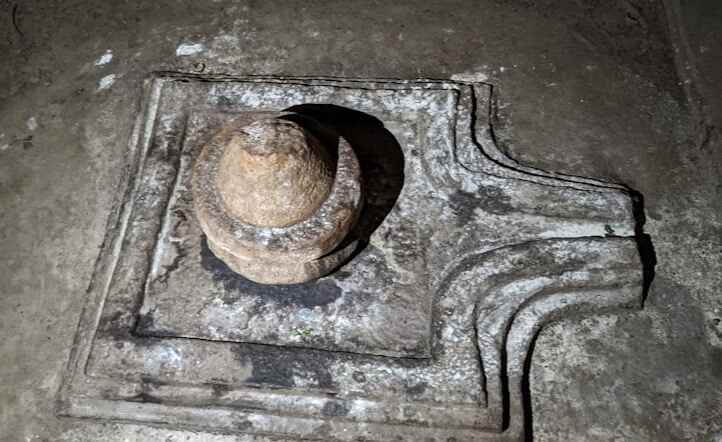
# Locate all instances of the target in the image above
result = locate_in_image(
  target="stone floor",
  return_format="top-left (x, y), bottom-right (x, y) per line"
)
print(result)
top-left (0, 1), bottom-right (720, 441)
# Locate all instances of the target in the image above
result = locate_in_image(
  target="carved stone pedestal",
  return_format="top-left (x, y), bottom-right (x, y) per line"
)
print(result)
top-left (58, 74), bottom-right (643, 441)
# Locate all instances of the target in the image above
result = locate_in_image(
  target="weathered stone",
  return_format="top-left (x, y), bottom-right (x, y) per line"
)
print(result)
top-left (58, 74), bottom-right (645, 441)
top-left (192, 114), bottom-right (363, 284)
top-left (216, 118), bottom-right (334, 228)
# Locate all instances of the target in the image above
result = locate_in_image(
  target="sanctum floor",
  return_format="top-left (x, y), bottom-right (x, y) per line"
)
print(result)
top-left (0, 1), bottom-right (720, 441)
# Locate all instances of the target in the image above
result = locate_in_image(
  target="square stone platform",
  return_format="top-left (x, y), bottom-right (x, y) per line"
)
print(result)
top-left (58, 74), bottom-right (643, 441)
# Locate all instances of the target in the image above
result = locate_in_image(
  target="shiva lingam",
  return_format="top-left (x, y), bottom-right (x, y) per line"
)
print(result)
top-left (192, 113), bottom-right (363, 284)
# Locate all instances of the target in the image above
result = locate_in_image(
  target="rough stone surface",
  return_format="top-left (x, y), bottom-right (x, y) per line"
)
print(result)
top-left (0, 1), bottom-right (720, 441)
top-left (215, 118), bottom-right (334, 228)
top-left (193, 112), bottom-right (363, 284)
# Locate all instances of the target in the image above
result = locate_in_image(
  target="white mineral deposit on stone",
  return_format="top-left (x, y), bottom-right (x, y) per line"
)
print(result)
top-left (26, 117), bottom-right (37, 131)
top-left (94, 50), bottom-right (113, 66)
top-left (176, 42), bottom-right (205, 56)
top-left (451, 69), bottom-right (490, 83)
top-left (97, 74), bottom-right (116, 91)
top-left (143, 345), bottom-right (183, 374)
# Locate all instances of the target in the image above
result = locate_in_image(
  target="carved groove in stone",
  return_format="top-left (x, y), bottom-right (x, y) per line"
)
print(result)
top-left (436, 238), bottom-right (643, 433)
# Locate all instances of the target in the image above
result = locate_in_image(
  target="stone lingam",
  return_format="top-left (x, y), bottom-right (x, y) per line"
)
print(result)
top-left (192, 113), bottom-right (363, 284)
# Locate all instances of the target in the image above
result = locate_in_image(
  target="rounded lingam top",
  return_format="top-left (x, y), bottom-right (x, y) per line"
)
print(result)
top-left (216, 118), bottom-right (334, 228)
top-left (192, 113), bottom-right (363, 284)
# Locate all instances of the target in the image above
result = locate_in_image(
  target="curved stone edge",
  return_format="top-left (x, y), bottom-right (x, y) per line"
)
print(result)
top-left (503, 285), bottom-right (642, 439)
top-left (437, 237), bottom-right (644, 440)
top-left (463, 82), bottom-right (629, 191)
top-left (154, 71), bottom-right (632, 192)
top-left (440, 80), bottom-right (639, 243)
top-left (207, 235), bottom-right (359, 284)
